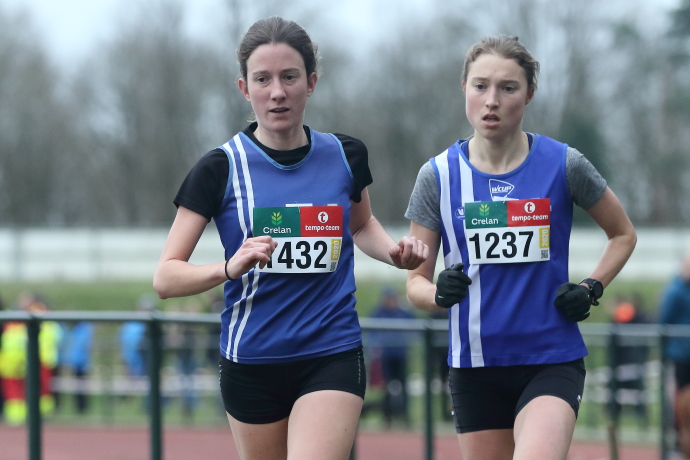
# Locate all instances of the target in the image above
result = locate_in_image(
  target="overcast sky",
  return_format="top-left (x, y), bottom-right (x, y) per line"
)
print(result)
top-left (0, 0), bottom-right (434, 66)
top-left (1, 0), bottom-right (682, 70)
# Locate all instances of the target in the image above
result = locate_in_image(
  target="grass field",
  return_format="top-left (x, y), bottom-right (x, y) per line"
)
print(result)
top-left (0, 278), bottom-right (668, 319)
top-left (1, 280), bottom-right (389, 314)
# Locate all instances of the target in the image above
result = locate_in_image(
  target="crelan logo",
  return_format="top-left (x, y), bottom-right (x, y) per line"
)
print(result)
top-left (271, 212), bottom-right (283, 226)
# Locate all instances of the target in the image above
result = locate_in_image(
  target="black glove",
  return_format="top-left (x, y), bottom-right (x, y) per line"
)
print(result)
top-left (435, 263), bottom-right (472, 308)
top-left (554, 283), bottom-right (591, 322)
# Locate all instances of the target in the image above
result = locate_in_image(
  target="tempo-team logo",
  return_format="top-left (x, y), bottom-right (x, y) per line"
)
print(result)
top-left (509, 199), bottom-right (550, 226)
top-left (318, 212), bottom-right (328, 223)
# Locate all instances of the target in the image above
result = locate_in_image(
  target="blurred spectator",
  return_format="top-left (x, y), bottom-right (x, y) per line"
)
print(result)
top-left (609, 295), bottom-right (649, 427)
top-left (169, 299), bottom-right (201, 423)
top-left (0, 292), bottom-right (5, 419)
top-left (429, 310), bottom-right (453, 422)
top-left (0, 292), bottom-right (63, 425)
top-left (660, 254), bottom-right (690, 389)
top-left (119, 294), bottom-right (157, 414)
top-left (120, 294), bottom-right (156, 378)
top-left (205, 290), bottom-right (225, 418)
top-left (35, 297), bottom-right (63, 418)
top-left (660, 253), bottom-right (690, 455)
top-left (367, 288), bottom-right (415, 428)
top-left (0, 316), bottom-right (26, 424)
top-left (63, 321), bottom-right (94, 414)
top-left (206, 290), bottom-right (224, 366)
top-left (0, 292), bottom-right (32, 424)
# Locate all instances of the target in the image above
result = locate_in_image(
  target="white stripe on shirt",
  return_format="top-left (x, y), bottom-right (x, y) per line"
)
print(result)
top-left (228, 135), bottom-right (259, 361)
top-left (234, 134), bottom-right (256, 231)
top-left (459, 157), bottom-right (484, 367)
top-left (436, 151), bottom-right (463, 368)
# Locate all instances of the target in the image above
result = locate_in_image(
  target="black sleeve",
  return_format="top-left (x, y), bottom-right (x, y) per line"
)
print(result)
top-left (173, 148), bottom-right (229, 221)
top-left (333, 133), bottom-right (373, 203)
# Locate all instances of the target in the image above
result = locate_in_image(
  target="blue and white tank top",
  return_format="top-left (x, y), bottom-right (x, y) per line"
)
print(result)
top-left (432, 134), bottom-right (588, 368)
top-left (214, 129), bottom-right (361, 364)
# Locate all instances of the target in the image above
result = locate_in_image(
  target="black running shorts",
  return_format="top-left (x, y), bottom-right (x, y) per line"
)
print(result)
top-left (449, 358), bottom-right (586, 433)
top-left (219, 346), bottom-right (366, 424)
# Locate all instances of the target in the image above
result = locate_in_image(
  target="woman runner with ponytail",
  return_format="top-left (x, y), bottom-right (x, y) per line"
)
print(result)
top-left (405, 35), bottom-right (636, 459)
top-left (154, 17), bottom-right (427, 460)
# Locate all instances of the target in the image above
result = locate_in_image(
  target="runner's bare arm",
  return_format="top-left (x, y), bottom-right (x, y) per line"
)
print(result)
top-left (582, 187), bottom-right (636, 287)
top-left (349, 188), bottom-right (428, 270)
top-left (153, 206), bottom-right (276, 299)
top-left (406, 222), bottom-right (444, 312)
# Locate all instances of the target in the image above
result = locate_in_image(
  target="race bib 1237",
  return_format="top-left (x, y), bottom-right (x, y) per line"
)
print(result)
top-left (463, 198), bottom-right (550, 264)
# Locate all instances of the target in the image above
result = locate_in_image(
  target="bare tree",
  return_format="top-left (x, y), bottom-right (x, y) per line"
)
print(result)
top-left (1, 0), bottom-right (685, 227)
top-left (308, 12), bottom-right (477, 224)
top-left (0, 8), bottom-right (77, 225)
top-left (656, 0), bottom-right (690, 223)
top-left (82, 1), bottom-right (241, 225)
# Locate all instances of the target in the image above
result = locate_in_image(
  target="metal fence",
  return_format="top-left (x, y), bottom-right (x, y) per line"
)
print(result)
top-left (0, 311), bottom-right (688, 460)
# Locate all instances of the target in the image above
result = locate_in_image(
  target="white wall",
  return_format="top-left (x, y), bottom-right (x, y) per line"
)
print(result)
top-left (0, 227), bottom-right (687, 282)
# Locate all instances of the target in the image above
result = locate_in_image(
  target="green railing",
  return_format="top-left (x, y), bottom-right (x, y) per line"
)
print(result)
top-left (0, 311), bottom-right (687, 460)
top-left (0, 310), bottom-right (218, 460)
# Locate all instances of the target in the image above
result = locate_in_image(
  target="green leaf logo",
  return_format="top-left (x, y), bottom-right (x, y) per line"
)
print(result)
top-left (271, 212), bottom-right (282, 226)
top-left (479, 204), bottom-right (490, 217)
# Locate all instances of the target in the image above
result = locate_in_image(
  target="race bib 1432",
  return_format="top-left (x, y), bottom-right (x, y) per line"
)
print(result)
top-left (463, 198), bottom-right (550, 264)
top-left (252, 206), bottom-right (343, 273)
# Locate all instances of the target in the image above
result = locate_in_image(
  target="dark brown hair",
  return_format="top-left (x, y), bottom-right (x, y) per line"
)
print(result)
top-left (237, 17), bottom-right (319, 80)
top-left (462, 35), bottom-right (540, 90)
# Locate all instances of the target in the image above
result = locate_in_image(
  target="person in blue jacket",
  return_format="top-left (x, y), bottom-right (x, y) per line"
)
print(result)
top-left (153, 17), bottom-right (427, 460)
top-left (659, 253), bottom-right (690, 441)
top-left (405, 35), bottom-right (636, 460)
top-left (120, 295), bottom-right (156, 378)
top-left (660, 254), bottom-right (690, 373)
top-left (0, 292), bottom-right (4, 418)
top-left (368, 288), bottom-right (416, 427)
top-left (64, 321), bottom-right (94, 413)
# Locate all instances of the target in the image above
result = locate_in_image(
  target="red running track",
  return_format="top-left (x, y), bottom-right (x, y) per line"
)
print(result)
top-left (0, 426), bottom-right (658, 460)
